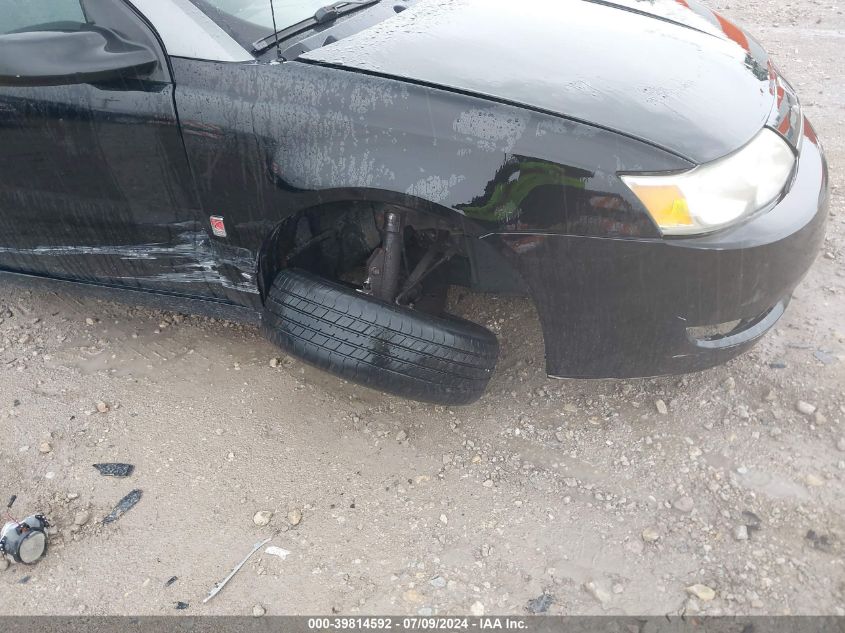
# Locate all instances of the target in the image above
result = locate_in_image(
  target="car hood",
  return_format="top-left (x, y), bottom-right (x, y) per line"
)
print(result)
top-left (301, 0), bottom-right (776, 163)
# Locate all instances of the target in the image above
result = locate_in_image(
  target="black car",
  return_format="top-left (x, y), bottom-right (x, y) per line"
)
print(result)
top-left (0, 0), bottom-right (829, 404)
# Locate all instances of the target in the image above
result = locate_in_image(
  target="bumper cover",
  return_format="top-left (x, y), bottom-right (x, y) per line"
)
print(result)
top-left (487, 120), bottom-right (829, 378)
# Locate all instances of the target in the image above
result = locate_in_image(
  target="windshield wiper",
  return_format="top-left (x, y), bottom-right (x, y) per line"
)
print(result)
top-left (253, 0), bottom-right (381, 54)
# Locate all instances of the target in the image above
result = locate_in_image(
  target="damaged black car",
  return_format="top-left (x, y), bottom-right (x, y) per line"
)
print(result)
top-left (0, 0), bottom-right (829, 404)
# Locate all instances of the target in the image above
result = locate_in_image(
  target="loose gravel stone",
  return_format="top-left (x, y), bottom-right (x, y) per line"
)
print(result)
top-left (73, 510), bottom-right (91, 526)
top-left (686, 584), bottom-right (716, 602)
top-left (796, 401), bottom-right (817, 416)
top-left (836, 437), bottom-right (845, 452)
top-left (584, 580), bottom-right (611, 605)
top-left (673, 497), bottom-right (695, 513)
top-left (806, 473), bottom-right (825, 487)
top-left (429, 576), bottom-right (447, 589)
top-left (287, 508), bottom-right (302, 526)
top-left (38, 442), bottom-right (52, 454)
top-left (253, 511), bottom-right (273, 526)
top-left (470, 601), bottom-right (485, 616)
top-left (96, 401), bottom-right (110, 414)
top-left (734, 525), bottom-right (749, 541)
top-left (252, 604), bottom-right (266, 617)
top-left (642, 527), bottom-right (660, 543)
top-left (655, 399), bottom-right (669, 415)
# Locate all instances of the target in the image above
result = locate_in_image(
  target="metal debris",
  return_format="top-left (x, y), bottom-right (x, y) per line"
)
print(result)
top-left (203, 537), bottom-right (271, 604)
top-left (165, 576), bottom-right (178, 587)
top-left (93, 463), bottom-right (134, 478)
top-left (102, 490), bottom-right (142, 524)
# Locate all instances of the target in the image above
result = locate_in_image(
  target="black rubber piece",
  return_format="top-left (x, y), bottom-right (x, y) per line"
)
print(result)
top-left (262, 268), bottom-right (499, 405)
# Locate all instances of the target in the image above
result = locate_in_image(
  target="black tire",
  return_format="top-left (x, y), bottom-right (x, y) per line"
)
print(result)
top-left (262, 268), bottom-right (499, 405)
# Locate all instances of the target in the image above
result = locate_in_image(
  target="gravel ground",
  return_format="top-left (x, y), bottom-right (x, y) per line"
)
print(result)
top-left (1, 0), bottom-right (844, 617)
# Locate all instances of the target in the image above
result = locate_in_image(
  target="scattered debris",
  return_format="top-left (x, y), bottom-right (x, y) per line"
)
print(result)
top-left (175, 601), bottom-right (189, 610)
top-left (102, 490), bottom-right (142, 525)
top-left (73, 510), bottom-right (90, 527)
top-left (742, 510), bottom-right (762, 534)
top-left (526, 592), bottom-right (554, 614)
top-left (165, 576), bottom-right (178, 587)
top-left (686, 584), bottom-right (716, 602)
top-left (734, 525), bottom-right (749, 541)
top-left (253, 511), bottom-right (273, 527)
top-left (655, 399), bottom-right (668, 415)
top-left (203, 537), bottom-right (271, 604)
top-left (93, 463), bottom-right (134, 478)
top-left (805, 530), bottom-right (833, 553)
top-left (0, 497), bottom-right (50, 564)
top-left (269, 357), bottom-right (281, 368)
top-left (814, 350), bottom-right (838, 365)
top-left (265, 546), bottom-right (290, 560)
top-left (38, 442), bottom-right (52, 454)
top-left (96, 401), bottom-right (110, 414)
top-left (252, 604), bottom-right (266, 617)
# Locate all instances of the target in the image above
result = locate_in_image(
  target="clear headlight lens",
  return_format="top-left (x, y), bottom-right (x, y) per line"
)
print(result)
top-left (622, 128), bottom-right (796, 236)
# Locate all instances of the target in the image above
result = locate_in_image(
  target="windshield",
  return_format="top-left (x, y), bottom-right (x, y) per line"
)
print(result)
top-left (191, 0), bottom-right (336, 43)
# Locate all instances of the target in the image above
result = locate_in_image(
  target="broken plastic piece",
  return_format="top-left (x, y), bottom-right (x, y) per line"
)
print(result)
top-left (102, 490), bottom-right (142, 524)
top-left (93, 463), bottom-right (135, 477)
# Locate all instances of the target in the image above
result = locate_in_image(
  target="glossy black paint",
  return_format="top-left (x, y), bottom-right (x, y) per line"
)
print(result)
top-left (490, 122), bottom-right (828, 377)
top-left (170, 55), bottom-right (686, 309)
top-left (303, 0), bottom-right (775, 163)
top-left (0, 0), bottom-right (830, 381)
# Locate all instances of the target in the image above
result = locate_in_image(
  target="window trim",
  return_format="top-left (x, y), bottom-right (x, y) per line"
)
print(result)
top-left (125, 0), bottom-right (254, 62)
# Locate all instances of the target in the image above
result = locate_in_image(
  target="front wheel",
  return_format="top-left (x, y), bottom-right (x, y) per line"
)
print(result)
top-left (262, 268), bottom-right (499, 405)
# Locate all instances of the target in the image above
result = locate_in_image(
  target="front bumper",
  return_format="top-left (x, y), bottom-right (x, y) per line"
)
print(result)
top-left (487, 119), bottom-right (829, 378)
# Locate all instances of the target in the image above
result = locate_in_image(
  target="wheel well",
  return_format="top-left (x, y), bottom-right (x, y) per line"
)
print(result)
top-left (256, 198), bottom-right (525, 302)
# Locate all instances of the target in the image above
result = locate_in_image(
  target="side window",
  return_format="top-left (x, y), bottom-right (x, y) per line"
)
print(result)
top-left (0, 0), bottom-right (87, 34)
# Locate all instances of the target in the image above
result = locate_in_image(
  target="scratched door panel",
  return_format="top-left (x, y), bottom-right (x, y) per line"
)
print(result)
top-left (0, 2), bottom-right (217, 299)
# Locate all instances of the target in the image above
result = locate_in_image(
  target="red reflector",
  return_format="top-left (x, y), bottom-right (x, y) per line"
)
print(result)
top-left (210, 216), bottom-right (227, 237)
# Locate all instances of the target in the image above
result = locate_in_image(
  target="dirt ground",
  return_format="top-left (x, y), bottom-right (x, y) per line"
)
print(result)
top-left (1, 0), bottom-right (844, 617)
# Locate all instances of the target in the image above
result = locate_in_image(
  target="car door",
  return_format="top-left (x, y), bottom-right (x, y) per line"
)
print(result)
top-left (0, 0), bottom-right (214, 297)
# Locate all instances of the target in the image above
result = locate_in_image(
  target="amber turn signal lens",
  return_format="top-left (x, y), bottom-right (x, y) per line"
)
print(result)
top-left (626, 184), bottom-right (694, 229)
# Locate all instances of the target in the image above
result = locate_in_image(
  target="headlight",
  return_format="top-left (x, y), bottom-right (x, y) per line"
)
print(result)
top-left (621, 128), bottom-right (796, 236)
